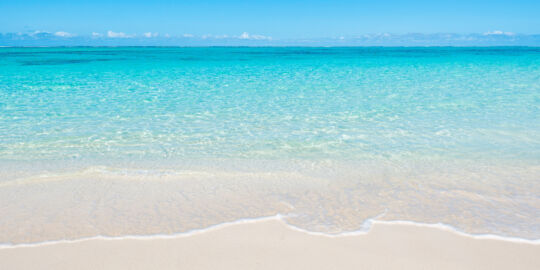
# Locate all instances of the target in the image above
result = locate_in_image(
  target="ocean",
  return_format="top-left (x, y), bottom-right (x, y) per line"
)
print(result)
top-left (0, 47), bottom-right (539, 244)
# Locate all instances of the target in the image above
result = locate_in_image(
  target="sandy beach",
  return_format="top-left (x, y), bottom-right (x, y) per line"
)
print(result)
top-left (1, 219), bottom-right (538, 270)
top-left (2, 0), bottom-right (540, 267)
top-left (1, 47), bottom-right (539, 269)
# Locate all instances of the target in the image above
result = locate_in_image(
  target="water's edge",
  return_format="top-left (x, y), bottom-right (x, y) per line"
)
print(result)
top-left (1, 213), bottom-right (539, 249)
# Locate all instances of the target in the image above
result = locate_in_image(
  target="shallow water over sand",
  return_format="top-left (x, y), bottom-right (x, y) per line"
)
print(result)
top-left (0, 47), bottom-right (539, 243)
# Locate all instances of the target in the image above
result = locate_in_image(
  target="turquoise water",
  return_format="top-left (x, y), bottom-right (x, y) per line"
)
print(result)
top-left (0, 47), bottom-right (539, 243)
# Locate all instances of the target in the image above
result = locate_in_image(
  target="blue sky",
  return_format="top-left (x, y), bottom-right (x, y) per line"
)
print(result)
top-left (1, 0), bottom-right (539, 45)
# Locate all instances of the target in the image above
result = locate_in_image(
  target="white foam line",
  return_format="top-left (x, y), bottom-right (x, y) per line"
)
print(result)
top-left (371, 220), bottom-right (540, 244)
top-left (283, 219), bottom-right (540, 244)
top-left (281, 211), bottom-right (540, 244)
top-left (280, 211), bottom-right (383, 237)
top-left (1, 214), bottom-right (539, 249)
top-left (0, 215), bottom-right (285, 249)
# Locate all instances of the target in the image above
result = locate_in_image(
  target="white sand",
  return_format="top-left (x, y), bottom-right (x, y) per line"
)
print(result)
top-left (1, 219), bottom-right (538, 270)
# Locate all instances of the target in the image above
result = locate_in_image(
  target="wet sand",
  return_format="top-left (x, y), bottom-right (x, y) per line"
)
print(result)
top-left (1, 219), bottom-right (538, 270)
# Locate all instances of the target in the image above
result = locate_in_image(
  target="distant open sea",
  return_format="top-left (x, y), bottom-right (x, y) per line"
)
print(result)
top-left (0, 47), bottom-right (539, 244)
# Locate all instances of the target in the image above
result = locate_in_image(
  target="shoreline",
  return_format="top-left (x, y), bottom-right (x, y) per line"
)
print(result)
top-left (2, 161), bottom-right (539, 244)
top-left (1, 217), bottom-right (538, 270)
top-left (2, 214), bottom-right (539, 249)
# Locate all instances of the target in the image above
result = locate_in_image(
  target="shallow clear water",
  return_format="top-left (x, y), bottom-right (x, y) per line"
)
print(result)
top-left (0, 47), bottom-right (539, 243)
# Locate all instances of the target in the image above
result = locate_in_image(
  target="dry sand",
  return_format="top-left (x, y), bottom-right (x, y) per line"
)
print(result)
top-left (1, 219), bottom-right (538, 270)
